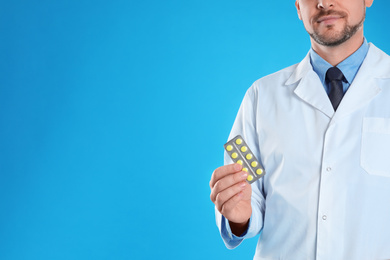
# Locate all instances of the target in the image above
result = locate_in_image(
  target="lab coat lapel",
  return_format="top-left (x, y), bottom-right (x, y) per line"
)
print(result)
top-left (287, 53), bottom-right (335, 118)
top-left (331, 44), bottom-right (387, 123)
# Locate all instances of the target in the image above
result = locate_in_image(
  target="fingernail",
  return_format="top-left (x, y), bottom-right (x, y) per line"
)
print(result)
top-left (240, 182), bottom-right (246, 188)
top-left (235, 163), bottom-right (242, 171)
top-left (241, 172), bottom-right (248, 179)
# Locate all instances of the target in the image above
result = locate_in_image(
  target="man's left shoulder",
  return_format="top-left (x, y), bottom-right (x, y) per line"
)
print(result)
top-left (363, 43), bottom-right (390, 78)
top-left (367, 43), bottom-right (390, 65)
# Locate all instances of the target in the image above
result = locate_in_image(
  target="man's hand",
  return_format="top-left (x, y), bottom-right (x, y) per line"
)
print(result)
top-left (210, 163), bottom-right (252, 236)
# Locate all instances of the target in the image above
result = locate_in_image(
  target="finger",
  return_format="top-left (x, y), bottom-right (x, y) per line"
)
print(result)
top-left (210, 171), bottom-right (248, 202)
top-left (214, 181), bottom-right (247, 212)
top-left (220, 190), bottom-right (246, 218)
top-left (209, 163), bottom-right (242, 189)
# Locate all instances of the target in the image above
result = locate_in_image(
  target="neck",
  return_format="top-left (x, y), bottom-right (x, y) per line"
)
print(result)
top-left (311, 29), bottom-right (365, 67)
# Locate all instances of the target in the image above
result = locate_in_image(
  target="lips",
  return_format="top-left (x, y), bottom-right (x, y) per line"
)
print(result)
top-left (313, 10), bottom-right (347, 25)
top-left (317, 15), bottom-right (343, 23)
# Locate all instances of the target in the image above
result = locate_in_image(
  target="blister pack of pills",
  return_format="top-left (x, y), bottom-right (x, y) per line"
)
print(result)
top-left (224, 135), bottom-right (265, 184)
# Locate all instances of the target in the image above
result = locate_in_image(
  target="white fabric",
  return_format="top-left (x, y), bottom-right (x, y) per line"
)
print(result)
top-left (216, 43), bottom-right (390, 260)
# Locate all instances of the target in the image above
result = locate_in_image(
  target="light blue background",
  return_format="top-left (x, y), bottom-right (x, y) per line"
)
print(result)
top-left (1, 1), bottom-right (389, 259)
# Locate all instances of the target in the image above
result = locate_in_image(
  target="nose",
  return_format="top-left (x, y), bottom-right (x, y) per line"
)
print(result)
top-left (317, 0), bottom-right (335, 9)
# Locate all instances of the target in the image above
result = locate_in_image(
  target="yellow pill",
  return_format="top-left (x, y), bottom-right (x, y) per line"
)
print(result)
top-left (237, 160), bottom-right (243, 165)
top-left (226, 145), bottom-right (233, 151)
top-left (242, 167), bottom-right (248, 172)
top-left (241, 146), bottom-right (248, 152)
top-left (251, 161), bottom-right (258, 167)
top-left (247, 175), bottom-right (254, 181)
top-left (235, 138), bottom-right (243, 145)
top-left (246, 153), bottom-right (253, 160)
top-left (256, 169), bottom-right (263, 175)
top-left (231, 152), bottom-right (238, 159)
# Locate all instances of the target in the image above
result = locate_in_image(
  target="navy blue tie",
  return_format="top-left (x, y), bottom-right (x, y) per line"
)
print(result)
top-left (326, 67), bottom-right (345, 111)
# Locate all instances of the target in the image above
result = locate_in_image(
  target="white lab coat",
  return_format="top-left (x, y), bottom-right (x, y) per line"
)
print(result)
top-left (217, 43), bottom-right (390, 260)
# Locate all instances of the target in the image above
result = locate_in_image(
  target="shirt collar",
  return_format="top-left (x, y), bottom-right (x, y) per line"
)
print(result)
top-left (309, 38), bottom-right (369, 86)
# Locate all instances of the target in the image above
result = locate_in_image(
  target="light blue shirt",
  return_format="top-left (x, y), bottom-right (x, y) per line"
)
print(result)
top-left (309, 39), bottom-right (369, 94)
top-left (216, 43), bottom-right (390, 259)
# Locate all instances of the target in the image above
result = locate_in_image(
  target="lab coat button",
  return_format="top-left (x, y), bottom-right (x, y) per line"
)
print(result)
top-left (322, 215), bottom-right (327, 220)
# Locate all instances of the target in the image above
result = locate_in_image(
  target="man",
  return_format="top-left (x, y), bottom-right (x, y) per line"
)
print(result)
top-left (210, 0), bottom-right (390, 259)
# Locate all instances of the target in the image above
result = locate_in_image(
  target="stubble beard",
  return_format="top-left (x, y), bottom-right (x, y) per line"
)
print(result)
top-left (308, 10), bottom-right (366, 47)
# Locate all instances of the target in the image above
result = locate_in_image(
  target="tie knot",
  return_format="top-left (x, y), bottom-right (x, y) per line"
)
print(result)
top-left (326, 67), bottom-right (345, 82)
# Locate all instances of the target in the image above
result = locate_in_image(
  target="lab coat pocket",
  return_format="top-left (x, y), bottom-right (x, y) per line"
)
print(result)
top-left (361, 117), bottom-right (390, 177)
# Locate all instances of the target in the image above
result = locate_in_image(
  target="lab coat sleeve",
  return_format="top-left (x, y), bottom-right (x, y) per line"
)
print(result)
top-left (216, 83), bottom-right (266, 249)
